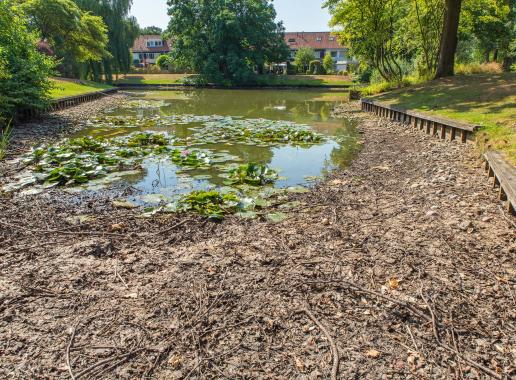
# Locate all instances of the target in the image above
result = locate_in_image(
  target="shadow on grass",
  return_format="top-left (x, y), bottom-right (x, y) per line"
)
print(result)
top-left (376, 73), bottom-right (516, 119)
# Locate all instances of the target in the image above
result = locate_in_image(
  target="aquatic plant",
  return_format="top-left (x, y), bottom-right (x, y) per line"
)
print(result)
top-left (175, 190), bottom-right (241, 219)
top-left (225, 163), bottom-right (278, 186)
top-left (171, 149), bottom-right (211, 168)
top-left (125, 132), bottom-right (168, 147)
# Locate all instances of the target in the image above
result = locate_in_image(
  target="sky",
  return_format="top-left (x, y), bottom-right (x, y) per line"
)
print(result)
top-left (130, 0), bottom-right (332, 32)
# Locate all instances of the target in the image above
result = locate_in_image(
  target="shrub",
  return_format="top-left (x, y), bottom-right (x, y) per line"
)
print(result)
top-left (294, 47), bottom-right (315, 73)
top-left (308, 60), bottom-right (324, 75)
top-left (0, 1), bottom-right (55, 125)
top-left (323, 53), bottom-right (335, 74)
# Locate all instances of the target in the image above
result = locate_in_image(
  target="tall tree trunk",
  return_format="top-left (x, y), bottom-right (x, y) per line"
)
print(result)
top-left (435, 0), bottom-right (462, 78)
top-left (493, 49), bottom-right (498, 62)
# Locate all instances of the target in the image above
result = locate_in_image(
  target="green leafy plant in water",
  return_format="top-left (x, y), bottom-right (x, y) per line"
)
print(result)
top-left (38, 158), bottom-right (106, 185)
top-left (125, 132), bottom-right (168, 147)
top-left (171, 149), bottom-right (210, 167)
top-left (67, 137), bottom-right (106, 153)
top-left (225, 163), bottom-right (278, 186)
top-left (177, 190), bottom-right (240, 219)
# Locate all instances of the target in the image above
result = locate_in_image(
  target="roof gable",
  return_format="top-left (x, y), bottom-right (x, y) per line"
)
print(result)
top-left (132, 35), bottom-right (171, 53)
top-left (284, 32), bottom-right (346, 50)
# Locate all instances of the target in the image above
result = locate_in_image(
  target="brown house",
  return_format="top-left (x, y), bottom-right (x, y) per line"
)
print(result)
top-left (284, 32), bottom-right (355, 71)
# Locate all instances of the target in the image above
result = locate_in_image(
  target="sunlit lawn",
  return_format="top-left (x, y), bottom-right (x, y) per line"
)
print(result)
top-left (49, 78), bottom-right (114, 99)
top-left (374, 73), bottom-right (516, 163)
top-left (114, 73), bottom-right (353, 87)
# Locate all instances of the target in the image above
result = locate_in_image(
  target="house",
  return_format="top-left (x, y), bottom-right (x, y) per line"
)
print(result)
top-left (132, 35), bottom-right (171, 67)
top-left (284, 32), bottom-right (356, 72)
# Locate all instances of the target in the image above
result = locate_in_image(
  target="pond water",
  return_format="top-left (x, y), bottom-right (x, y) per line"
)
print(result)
top-left (73, 89), bottom-right (359, 204)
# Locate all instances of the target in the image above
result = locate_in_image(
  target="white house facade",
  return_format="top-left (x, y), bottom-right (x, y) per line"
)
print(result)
top-left (131, 35), bottom-right (171, 67)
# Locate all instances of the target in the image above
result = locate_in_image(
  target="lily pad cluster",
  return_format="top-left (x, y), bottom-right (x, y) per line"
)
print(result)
top-left (224, 163), bottom-right (278, 186)
top-left (191, 118), bottom-right (325, 146)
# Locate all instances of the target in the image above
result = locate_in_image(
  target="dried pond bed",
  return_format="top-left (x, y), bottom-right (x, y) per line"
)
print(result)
top-left (0, 98), bottom-right (515, 379)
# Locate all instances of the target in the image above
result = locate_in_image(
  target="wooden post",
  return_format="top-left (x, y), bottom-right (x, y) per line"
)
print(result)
top-left (450, 128), bottom-right (456, 141)
top-left (440, 125), bottom-right (447, 139)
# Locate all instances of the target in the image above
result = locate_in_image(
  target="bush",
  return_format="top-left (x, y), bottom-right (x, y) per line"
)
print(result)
top-left (455, 62), bottom-right (503, 75)
top-left (308, 60), bottom-right (325, 75)
top-left (0, 1), bottom-right (55, 124)
top-left (323, 53), bottom-right (335, 74)
top-left (286, 62), bottom-right (298, 75)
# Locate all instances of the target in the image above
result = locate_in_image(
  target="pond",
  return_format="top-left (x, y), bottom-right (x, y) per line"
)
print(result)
top-left (8, 89), bottom-right (359, 218)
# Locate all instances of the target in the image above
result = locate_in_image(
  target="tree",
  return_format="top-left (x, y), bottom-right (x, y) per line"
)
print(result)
top-left (141, 26), bottom-right (162, 35)
top-left (156, 54), bottom-right (172, 70)
top-left (294, 47), bottom-right (315, 73)
top-left (74, 0), bottom-right (140, 81)
top-left (0, 0), bottom-right (55, 125)
top-left (20, 0), bottom-right (109, 67)
top-left (323, 53), bottom-right (335, 74)
top-left (325, 0), bottom-right (410, 84)
top-left (165, 0), bottom-right (289, 84)
top-left (435, 0), bottom-right (462, 78)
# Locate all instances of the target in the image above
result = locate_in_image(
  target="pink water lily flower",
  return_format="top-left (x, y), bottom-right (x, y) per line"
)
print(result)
top-left (181, 150), bottom-right (191, 156)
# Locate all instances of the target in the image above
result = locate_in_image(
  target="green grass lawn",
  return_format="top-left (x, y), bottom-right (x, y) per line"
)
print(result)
top-left (49, 78), bottom-right (114, 99)
top-left (373, 73), bottom-right (516, 164)
top-left (114, 73), bottom-right (353, 87)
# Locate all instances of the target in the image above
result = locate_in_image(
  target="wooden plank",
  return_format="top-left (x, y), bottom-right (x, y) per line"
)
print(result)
top-left (484, 151), bottom-right (516, 215)
top-left (361, 99), bottom-right (479, 132)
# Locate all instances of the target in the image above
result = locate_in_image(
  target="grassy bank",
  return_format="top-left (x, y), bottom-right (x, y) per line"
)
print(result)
top-left (49, 78), bottom-right (114, 99)
top-left (372, 73), bottom-right (516, 164)
top-left (114, 73), bottom-right (353, 87)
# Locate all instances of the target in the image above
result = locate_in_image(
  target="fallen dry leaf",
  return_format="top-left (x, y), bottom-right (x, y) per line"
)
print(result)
top-left (389, 277), bottom-right (400, 290)
top-left (365, 349), bottom-right (381, 358)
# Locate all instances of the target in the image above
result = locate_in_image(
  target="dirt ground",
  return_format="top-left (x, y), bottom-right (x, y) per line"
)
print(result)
top-left (0, 98), bottom-right (515, 379)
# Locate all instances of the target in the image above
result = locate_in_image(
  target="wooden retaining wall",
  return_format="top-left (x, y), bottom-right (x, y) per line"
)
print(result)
top-left (484, 152), bottom-right (516, 215)
top-left (17, 88), bottom-right (119, 119)
top-left (361, 99), bottom-right (480, 143)
top-left (362, 99), bottom-right (515, 215)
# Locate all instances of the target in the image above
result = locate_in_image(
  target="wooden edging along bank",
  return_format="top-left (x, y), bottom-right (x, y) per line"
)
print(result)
top-left (361, 98), bottom-right (516, 215)
top-left (484, 152), bottom-right (516, 215)
top-left (17, 88), bottom-right (119, 119)
top-left (361, 98), bottom-right (479, 143)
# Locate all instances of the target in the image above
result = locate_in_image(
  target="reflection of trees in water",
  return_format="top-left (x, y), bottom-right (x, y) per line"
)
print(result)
top-left (136, 89), bottom-right (348, 125)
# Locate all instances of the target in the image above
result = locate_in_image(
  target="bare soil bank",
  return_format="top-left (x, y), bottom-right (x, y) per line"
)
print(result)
top-left (0, 101), bottom-right (514, 379)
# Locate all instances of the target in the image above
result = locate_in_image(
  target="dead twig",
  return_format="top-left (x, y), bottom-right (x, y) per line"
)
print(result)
top-left (66, 322), bottom-right (80, 380)
top-left (302, 304), bottom-right (339, 380)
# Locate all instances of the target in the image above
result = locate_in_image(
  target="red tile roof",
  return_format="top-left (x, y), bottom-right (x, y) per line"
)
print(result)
top-left (132, 35), bottom-right (171, 53)
top-left (284, 32), bottom-right (346, 50)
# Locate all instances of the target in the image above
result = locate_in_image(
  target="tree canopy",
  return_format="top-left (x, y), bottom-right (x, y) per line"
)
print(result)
top-left (141, 26), bottom-right (163, 35)
top-left (294, 47), bottom-right (315, 73)
top-left (0, 0), bottom-right (54, 125)
top-left (325, 0), bottom-right (515, 81)
top-left (165, 0), bottom-right (289, 84)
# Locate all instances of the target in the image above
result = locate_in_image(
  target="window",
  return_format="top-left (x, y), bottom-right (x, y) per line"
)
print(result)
top-left (288, 38), bottom-right (296, 43)
top-left (331, 51), bottom-right (337, 58)
top-left (316, 37), bottom-right (322, 42)
top-left (329, 36), bottom-right (335, 41)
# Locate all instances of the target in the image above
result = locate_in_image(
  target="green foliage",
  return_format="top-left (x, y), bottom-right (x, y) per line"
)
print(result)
top-left (166, 0), bottom-right (289, 85)
top-left (309, 60), bottom-right (324, 75)
top-left (0, 0), bottom-right (55, 123)
top-left (294, 47), bottom-right (315, 73)
top-left (0, 120), bottom-right (13, 160)
top-left (323, 53), bottom-right (335, 74)
top-left (156, 54), bottom-right (173, 71)
top-left (74, 0), bottom-right (140, 81)
top-left (140, 26), bottom-right (162, 35)
top-left (225, 163), bottom-right (278, 186)
top-left (21, 0), bottom-right (109, 64)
